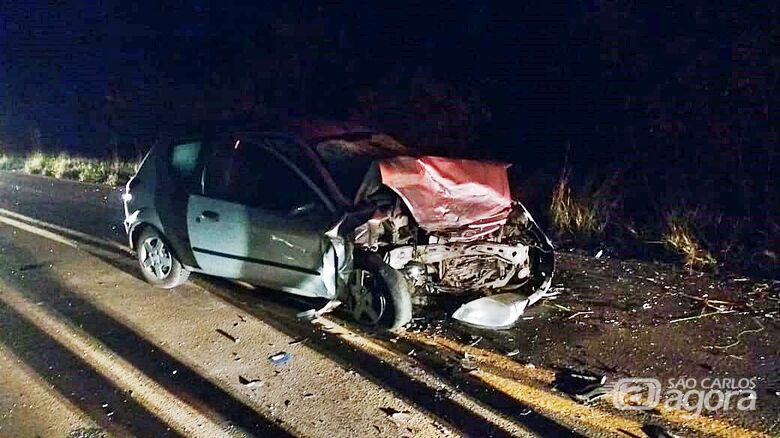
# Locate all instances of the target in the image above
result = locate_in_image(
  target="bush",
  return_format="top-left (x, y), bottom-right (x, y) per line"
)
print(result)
top-left (23, 152), bottom-right (53, 175)
top-left (549, 170), bottom-right (606, 237)
top-left (0, 154), bottom-right (24, 171)
top-left (662, 213), bottom-right (717, 271)
top-left (5, 151), bottom-right (135, 185)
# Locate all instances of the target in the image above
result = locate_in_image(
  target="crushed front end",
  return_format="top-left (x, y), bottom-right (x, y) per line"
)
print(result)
top-left (351, 155), bottom-right (555, 329)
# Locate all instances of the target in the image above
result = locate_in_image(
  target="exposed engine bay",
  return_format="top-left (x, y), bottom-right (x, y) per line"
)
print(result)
top-left (346, 155), bottom-right (555, 328)
top-left (352, 199), bottom-right (552, 293)
top-left (308, 131), bottom-right (554, 329)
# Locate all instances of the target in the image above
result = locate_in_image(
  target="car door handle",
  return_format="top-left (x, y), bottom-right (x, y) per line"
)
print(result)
top-left (197, 210), bottom-right (220, 223)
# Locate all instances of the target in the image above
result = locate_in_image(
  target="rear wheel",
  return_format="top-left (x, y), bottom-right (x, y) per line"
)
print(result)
top-left (136, 228), bottom-right (189, 288)
top-left (346, 253), bottom-right (412, 331)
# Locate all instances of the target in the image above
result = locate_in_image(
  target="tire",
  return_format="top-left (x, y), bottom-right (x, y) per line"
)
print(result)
top-left (135, 227), bottom-right (190, 289)
top-left (349, 252), bottom-right (413, 331)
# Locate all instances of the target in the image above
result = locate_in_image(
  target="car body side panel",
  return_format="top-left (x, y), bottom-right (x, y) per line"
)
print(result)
top-left (187, 194), bottom-right (332, 298)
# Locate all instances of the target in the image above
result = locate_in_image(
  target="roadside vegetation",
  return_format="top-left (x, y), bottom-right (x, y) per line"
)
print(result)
top-left (0, 152), bottom-right (135, 186)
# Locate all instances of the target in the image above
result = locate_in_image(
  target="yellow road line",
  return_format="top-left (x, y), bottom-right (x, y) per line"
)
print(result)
top-left (404, 332), bottom-right (769, 438)
top-left (304, 314), bottom-right (536, 437)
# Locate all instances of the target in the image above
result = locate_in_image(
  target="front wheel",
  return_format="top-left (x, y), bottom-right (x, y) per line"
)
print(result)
top-left (135, 228), bottom-right (190, 289)
top-left (346, 252), bottom-right (413, 331)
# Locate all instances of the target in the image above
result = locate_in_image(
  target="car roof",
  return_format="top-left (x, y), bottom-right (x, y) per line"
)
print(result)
top-left (172, 117), bottom-right (375, 144)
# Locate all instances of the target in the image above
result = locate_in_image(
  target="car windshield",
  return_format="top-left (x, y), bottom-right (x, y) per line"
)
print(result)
top-left (313, 133), bottom-right (414, 200)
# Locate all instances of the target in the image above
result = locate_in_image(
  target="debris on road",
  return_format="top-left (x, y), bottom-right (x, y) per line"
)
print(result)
top-left (380, 407), bottom-right (412, 424)
top-left (459, 354), bottom-right (479, 372)
top-left (238, 376), bottom-right (262, 387)
top-left (553, 369), bottom-right (608, 403)
top-left (642, 424), bottom-right (681, 438)
top-left (19, 262), bottom-right (48, 271)
top-left (297, 299), bottom-right (342, 321)
top-left (288, 337), bottom-right (309, 346)
top-left (215, 329), bottom-right (239, 343)
top-left (269, 352), bottom-right (292, 366)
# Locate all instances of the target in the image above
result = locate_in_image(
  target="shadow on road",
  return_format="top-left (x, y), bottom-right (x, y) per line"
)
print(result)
top-left (0, 238), bottom-right (292, 437)
top-left (4, 217), bottom-right (580, 437)
top-left (92, 246), bottom-right (525, 436)
top-left (0, 300), bottom-right (179, 437)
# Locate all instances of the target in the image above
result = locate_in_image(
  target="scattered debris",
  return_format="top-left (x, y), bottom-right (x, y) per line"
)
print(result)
top-left (67, 427), bottom-right (108, 438)
top-left (239, 376), bottom-right (262, 387)
top-left (505, 349), bottom-right (520, 357)
top-left (460, 354), bottom-right (479, 372)
top-left (215, 329), bottom-right (239, 343)
top-left (297, 299), bottom-right (342, 321)
top-left (380, 407), bottom-right (412, 424)
top-left (303, 393), bottom-right (316, 399)
top-left (553, 369), bottom-right (608, 403)
top-left (269, 352), bottom-right (292, 366)
top-left (595, 249), bottom-right (604, 259)
top-left (288, 337), bottom-right (309, 346)
top-left (704, 317), bottom-right (765, 351)
top-left (641, 424), bottom-right (681, 438)
top-left (19, 262), bottom-right (48, 271)
top-left (567, 311), bottom-right (594, 320)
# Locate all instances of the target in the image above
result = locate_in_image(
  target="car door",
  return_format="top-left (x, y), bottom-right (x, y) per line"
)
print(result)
top-left (154, 139), bottom-right (209, 269)
top-left (187, 137), bottom-right (337, 298)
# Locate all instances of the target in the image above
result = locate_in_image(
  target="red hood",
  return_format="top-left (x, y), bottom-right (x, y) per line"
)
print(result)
top-left (378, 156), bottom-right (512, 240)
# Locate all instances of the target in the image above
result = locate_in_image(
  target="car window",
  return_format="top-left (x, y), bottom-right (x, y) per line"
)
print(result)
top-left (169, 140), bottom-right (204, 191)
top-left (203, 140), bottom-right (323, 212)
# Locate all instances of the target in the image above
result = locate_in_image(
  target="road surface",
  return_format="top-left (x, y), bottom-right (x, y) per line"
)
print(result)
top-left (0, 170), bottom-right (776, 437)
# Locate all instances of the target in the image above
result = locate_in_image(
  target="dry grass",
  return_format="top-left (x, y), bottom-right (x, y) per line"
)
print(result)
top-left (550, 171), bottom-right (605, 237)
top-left (3, 152), bottom-right (135, 186)
top-left (663, 213), bottom-right (717, 270)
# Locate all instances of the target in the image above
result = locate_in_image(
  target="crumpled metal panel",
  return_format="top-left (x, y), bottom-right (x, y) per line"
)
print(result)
top-left (378, 156), bottom-right (513, 238)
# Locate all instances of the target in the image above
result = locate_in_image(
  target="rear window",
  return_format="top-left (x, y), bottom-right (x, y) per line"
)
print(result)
top-left (170, 141), bottom-right (203, 178)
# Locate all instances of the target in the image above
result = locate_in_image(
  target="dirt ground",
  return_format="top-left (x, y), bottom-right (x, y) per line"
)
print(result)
top-left (398, 250), bottom-right (780, 436)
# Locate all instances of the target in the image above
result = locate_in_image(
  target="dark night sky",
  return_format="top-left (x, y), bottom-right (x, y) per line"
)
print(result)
top-left (0, 1), bottom-right (772, 171)
top-left (1, 1), bottom-right (587, 154)
top-left (0, 0), bottom-right (775, 265)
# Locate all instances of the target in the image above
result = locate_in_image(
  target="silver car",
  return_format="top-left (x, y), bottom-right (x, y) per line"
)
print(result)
top-left (123, 120), bottom-right (554, 330)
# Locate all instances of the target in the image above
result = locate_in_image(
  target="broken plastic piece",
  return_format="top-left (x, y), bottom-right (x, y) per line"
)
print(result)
top-left (553, 369), bottom-right (608, 403)
top-left (238, 375), bottom-right (262, 387)
top-left (296, 299), bottom-right (342, 321)
top-left (452, 293), bottom-right (530, 329)
top-left (269, 352), bottom-right (292, 366)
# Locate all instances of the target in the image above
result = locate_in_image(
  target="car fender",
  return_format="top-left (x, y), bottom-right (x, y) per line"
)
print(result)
top-left (125, 207), bottom-right (165, 250)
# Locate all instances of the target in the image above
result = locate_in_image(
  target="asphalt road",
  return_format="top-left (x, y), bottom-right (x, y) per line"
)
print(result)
top-left (0, 170), bottom-right (776, 438)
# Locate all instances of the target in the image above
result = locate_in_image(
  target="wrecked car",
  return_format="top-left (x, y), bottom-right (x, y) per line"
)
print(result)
top-left (123, 119), bottom-right (554, 330)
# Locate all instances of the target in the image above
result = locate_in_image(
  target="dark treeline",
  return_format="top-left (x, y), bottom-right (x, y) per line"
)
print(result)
top-left (1, 1), bottom-right (776, 272)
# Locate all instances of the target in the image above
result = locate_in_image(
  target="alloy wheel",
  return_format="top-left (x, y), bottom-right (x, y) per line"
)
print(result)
top-left (139, 236), bottom-right (173, 280)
